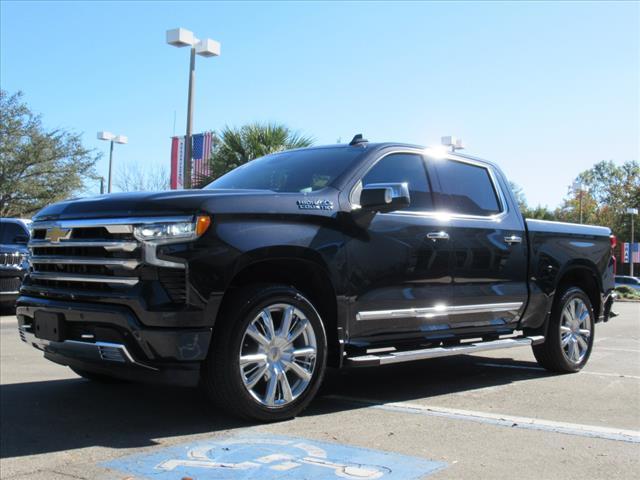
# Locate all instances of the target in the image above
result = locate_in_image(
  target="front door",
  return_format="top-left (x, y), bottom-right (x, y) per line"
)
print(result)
top-left (346, 151), bottom-right (453, 347)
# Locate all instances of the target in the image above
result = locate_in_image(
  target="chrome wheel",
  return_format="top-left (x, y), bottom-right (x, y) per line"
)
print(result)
top-left (239, 303), bottom-right (317, 408)
top-left (560, 298), bottom-right (591, 364)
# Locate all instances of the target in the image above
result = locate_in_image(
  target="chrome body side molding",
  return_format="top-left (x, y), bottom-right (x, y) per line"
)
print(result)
top-left (356, 302), bottom-right (524, 321)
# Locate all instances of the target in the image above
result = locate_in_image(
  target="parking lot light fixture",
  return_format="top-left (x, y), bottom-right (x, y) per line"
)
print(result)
top-left (441, 136), bottom-right (464, 152)
top-left (97, 131), bottom-right (127, 193)
top-left (166, 27), bottom-right (220, 189)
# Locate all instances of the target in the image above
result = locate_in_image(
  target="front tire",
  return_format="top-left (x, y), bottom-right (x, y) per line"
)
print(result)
top-left (202, 284), bottom-right (327, 422)
top-left (533, 287), bottom-right (595, 373)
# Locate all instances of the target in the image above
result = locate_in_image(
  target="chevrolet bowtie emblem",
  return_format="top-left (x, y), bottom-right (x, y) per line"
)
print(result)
top-left (45, 226), bottom-right (71, 243)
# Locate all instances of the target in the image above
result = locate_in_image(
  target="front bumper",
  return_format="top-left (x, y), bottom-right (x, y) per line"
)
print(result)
top-left (0, 291), bottom-right (20, 304)
top-left (16, 296), bottom-right (213, 386)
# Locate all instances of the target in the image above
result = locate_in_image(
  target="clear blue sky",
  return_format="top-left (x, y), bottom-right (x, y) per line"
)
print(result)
top-left (1, 0), bottom-right (638, 207)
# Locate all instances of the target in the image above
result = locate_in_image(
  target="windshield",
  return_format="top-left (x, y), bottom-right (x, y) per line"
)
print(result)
top-left (205, 147), bottom-right (364, 193)
top-left (0, 221), bottom-right (28, 244)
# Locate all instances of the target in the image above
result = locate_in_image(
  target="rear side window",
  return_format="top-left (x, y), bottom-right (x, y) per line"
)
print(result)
top-left (433, 160), bottom-right (501, 216)
top-left (363, 153), bottom-right (433, 211)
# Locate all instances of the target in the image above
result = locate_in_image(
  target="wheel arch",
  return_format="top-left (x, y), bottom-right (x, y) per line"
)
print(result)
top-left (215, 249), bottom-right (342, 367)
top-left (553, 261), bottom-right (603, 322)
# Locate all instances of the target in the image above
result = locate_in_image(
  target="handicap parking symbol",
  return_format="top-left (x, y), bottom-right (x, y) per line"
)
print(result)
top-left (103, 433), bottom-right (446, 479)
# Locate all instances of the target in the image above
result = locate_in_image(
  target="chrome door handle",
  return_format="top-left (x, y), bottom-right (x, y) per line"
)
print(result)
top-left (504, 235), bottom-right (522, 244)
top-left (427, 231), bottom-right (450, 241)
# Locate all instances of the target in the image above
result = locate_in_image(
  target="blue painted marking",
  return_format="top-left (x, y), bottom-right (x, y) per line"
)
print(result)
top-left (103, 433), bottom-right (446, 479)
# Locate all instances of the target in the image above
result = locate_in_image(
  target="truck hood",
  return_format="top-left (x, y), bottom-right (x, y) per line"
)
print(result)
top-left (32, 188), bottom-right (340, 221)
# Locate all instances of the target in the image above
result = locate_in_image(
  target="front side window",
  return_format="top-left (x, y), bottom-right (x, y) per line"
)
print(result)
top-left (433, 160), bottom-right (501, 216)
top-left (206, 147), bottom-right (365, 193)
top-left (362, 153), bottom-right (434, 211)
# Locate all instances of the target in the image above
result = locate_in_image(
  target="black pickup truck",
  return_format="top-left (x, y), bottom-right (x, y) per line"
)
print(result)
top-left (17, 136), bottom-right (616, 421)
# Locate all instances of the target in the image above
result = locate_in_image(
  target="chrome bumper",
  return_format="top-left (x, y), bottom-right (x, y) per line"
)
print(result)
top-left (18, 326), bottom-right (157, 370)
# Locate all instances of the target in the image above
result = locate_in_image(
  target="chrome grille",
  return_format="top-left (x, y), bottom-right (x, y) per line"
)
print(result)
top-left (28, 219), bottom-right (143, 289)
top-left (25, 217), bottom-right (189, 302)
top-left (1, 252), bottom-right (23, 267)
top-left (0, 277), bottom-right (22, 293)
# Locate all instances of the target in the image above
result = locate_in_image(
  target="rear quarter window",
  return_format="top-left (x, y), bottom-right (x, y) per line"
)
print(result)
top-left (433, 160), bottom-right (502, 216)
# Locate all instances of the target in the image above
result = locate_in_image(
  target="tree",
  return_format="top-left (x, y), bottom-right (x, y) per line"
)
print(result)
top-left (0, 90), bottom-right (98, 217)
top-left (509, 181), bottom-right (556, 220)
top-left (524, 205), bottom-right (557, 220)
top-left (114, 162), bottom-right (169, 192)
top-left (555, 160), bottom-right (639, 242)
top-left (509, 181), bottom-right (528, 212)
top-left (194, 122), bottom-right (313, 187)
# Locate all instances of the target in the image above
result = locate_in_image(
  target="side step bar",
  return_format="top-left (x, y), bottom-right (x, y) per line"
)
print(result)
top-left (345, 335), bottom-right (545, 367)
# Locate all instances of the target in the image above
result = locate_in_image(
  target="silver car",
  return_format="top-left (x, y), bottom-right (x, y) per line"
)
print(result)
top-left (615, 275), bottom-right (640, 291)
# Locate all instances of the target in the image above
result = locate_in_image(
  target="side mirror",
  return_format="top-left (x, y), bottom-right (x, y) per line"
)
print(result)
top-left (359, 183), bottom-right (410, 213)
top-left (13, 235), bottom-right (29, 244)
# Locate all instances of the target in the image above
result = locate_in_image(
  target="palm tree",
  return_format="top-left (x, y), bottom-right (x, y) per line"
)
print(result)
top-left (194, 122), bottom-right (313, 187)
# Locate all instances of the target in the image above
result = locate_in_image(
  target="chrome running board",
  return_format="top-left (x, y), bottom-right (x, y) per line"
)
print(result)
top-left (345, 336), bottom-right (545, 367)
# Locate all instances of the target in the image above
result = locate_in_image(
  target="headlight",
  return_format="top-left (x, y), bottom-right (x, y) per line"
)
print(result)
top-left (133, 216), bottom-right (211, 243)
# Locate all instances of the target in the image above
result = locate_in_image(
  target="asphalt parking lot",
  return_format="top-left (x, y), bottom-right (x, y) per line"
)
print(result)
top-left (1, 302), bottom-right (638, 480)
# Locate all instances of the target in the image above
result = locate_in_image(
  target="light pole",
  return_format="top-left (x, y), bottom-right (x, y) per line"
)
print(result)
top-left (97, 131), bottom-right (128, 193)
top-left (573, 181), bottom-right (585, 224)
top-left (166, 27), bottom-right (220, 189)
top-left (628, 207), bottom-right (638, 276)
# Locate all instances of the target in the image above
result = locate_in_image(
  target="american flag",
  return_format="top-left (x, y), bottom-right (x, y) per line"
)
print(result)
top-left (191, 131), bottom-right (214, 184)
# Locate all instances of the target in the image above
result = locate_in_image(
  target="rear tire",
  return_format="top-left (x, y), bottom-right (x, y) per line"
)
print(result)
top-left (532, 287), bottom-right (595, 373)
top-left (202, 284), bottom-right (327, 422)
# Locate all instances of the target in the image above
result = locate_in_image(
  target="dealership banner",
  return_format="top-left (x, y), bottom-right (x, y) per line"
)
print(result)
top-left (622, 242), bottom-right (640, 264)
top-left (170, 132), bottom-right (214, 189)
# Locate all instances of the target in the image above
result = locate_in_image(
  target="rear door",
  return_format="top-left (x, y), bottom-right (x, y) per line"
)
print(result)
top-left (430, 157), bottom-right (528, 334)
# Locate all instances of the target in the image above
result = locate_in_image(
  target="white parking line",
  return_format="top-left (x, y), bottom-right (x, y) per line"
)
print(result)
top-left (596, 347), bottom-right (640, 353)
top-left (475, 362), bottom-right (640, 379)
top-left (475, 362), bottom-right (545, 371)
top-left (581, 371), bottom-right (640, 380)
top-left (325, 395), bottom-right (640, 444)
